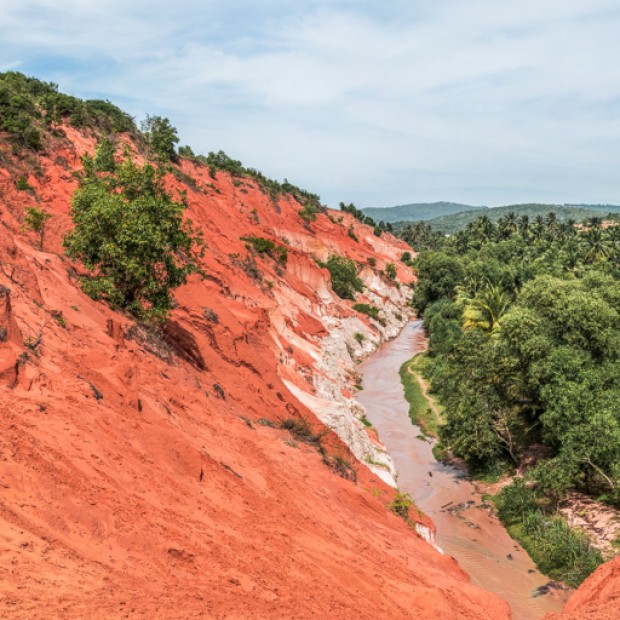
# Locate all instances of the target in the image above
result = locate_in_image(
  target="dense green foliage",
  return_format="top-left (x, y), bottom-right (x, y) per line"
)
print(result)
top-left (15, 175), bottom-right (33, 191)
top-left (398, 221), bottom-right (445, 252)
top-left (495, 480), bottom-right (603, 586)
top-left (326, 255), bottom-right (364, 300)
top-left (411, 213), bottom-right (620, 503)
top-left (299, 203), bottom-right (319, 224)
top-left (64, 154), bottom-right (203, 320)
top-left (0, 71), bottom-right (136, 150)
top-left (94, 136), bottom-right (117, 172)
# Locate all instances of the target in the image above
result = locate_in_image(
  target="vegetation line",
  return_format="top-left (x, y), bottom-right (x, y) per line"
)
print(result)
top-left (404, 208), bottom-right (619, 587)
top-left (399, 353), bottom-right (441, 437)
top-left (494, 480), bottom-right (604, 587)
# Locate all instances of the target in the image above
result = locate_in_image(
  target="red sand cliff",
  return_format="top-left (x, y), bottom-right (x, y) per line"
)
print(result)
top-left (0, 127), bottom-right (509, 619)
top-left (0, 126), bottom-right (613, 619)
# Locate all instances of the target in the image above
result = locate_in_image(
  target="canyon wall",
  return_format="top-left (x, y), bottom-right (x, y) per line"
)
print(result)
top-left (0, 126), bottom-right (514, 618)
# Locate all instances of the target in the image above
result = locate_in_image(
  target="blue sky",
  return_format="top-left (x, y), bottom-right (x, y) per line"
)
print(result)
top-left (2, 0), bottom-right (620, 208)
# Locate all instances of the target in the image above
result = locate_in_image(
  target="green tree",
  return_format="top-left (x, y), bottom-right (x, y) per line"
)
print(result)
top-left (413, 252), bottom-right (465, 314)
top-left (459, 281), bottom-right (512, 334)
top-left (178, 145), bottom-right (195, 159)
top-left (24, 205), bottom-right (51, 250)
top-left (582, 226), bottom-right (612, 264)
top-left (326, 255), bottom-right (364, 300)
top-left (94, 136), bottom-right (116, 172)
top-left (64, 155), bottom-right (202, 320)
top-left (141, 114), bottom-right (179, 161)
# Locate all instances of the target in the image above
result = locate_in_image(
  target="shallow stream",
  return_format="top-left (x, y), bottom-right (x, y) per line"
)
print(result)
top-left (358, 320), bottom-right (569, 619)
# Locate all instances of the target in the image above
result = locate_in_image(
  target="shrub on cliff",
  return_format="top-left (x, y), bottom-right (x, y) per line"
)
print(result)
top-left (64, 154), bottom-right (203, 320)
top-left (141, 114), bottom-right (179, 162)
top-left (241, 236), bottom-right (288, 265)
top-left (353, 303), bottom-right (385, 326)
top-left (94, 137), bottom-right (116, 172)
top-left (326, 255), bottom-right (364, 300)
top-left (0, 71), bottom-right (137, 151)
top-left (24, 205), bottom-right (51, 250)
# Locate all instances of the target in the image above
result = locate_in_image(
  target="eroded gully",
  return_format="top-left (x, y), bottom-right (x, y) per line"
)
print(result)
top-left (357, 320), bottom-right (568, 620)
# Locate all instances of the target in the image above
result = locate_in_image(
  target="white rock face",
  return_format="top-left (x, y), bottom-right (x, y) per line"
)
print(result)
top-left (415, 523), bottom-right (442, 553)
top-left (283, 270), bottom-right (413, 487)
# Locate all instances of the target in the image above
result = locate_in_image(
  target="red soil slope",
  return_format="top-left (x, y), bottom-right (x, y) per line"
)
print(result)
top-left (0, 127), bottom-right (512, 618)
top-left (545, 558), bottom-right (620, 620)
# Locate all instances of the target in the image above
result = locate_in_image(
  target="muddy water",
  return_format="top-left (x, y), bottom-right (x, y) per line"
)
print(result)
top-left (358, 321), bottom-right (569, 620)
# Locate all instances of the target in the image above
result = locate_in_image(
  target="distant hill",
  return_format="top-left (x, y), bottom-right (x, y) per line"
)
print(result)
top-left (361, 202), bottom-right (484, 224)
top-left (416, 204), bottom-right (611, 235)
top-left (564, 203), bottom-right (620, 213)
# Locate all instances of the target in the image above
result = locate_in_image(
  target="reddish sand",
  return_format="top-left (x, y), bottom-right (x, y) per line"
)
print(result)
top-left (0, 127), bottom-right (511, 619)
top-left (0, 126), bottom-right (614, 619)
top-left (545, 558), bottom-right (620, 620)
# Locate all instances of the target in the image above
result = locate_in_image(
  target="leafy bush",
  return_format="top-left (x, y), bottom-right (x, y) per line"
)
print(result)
top-left (94, 137), bottom-right (116, 172)
top-left (385, 262), bottom-right (397, 279)
top-left (81, 99), bottom-right (135, 133)
top-left (353, 303), bottom-right (385, 325)
top-left (64, 155), bottom-right (202, 320)
top-left (299, 203), bottom-right (319, 224)
top-left (15, 175), bottom-right (33, 191)
top-left (495, 478), bottom-right (538, 524)
top-left (178, 145), bottom-right (195, 158)
top-left (388, 492), bottom-right (414, 521)
top-left (326, 255), bottom-right (364, 300)
top-left (240, 235), bottom-right (288, 265)
top-left (279, 417), bottom-right (326, 447)
top-left (354, 332), bottom-right (365, 344)
top-left (24, 205), bottom-right (51, 250)
top-left (141, 115), bottom-right (179, 161)
top-left (495, 480), bottom-right (603, 587)
top-left (0, 72), bottom-right (136, 151)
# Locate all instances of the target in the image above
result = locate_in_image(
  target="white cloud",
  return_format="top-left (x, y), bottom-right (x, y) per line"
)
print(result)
top-left (1, 0), bottom-right (619, 206)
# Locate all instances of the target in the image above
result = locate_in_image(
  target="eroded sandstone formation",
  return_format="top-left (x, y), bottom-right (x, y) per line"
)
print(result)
top-left (0, 126), bottom-right (517, 618)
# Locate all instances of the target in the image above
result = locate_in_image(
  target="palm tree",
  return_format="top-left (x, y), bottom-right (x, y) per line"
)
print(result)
top-left (545, 212), bottom-right (558, 241)
top-left (586, 216), bottom-right (603, 229)
top-left (475, 215), bottom-right (495, 241)
top-left (460, 281), bottom-right (512, 335)
top-left (560, 237), bottom-right (582, 271)
top-left (497, 212), bottom-right (518, 239)
top-left (518, 215), bottom-right (530, 242)
top-left (582, 227), bottom-right (612, 263)
top-left (530, 216), bottom-right (545, 242)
